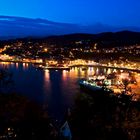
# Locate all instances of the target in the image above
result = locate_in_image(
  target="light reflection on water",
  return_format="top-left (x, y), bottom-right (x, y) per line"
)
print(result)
top-left (0, 62), bottom-right (123, 121)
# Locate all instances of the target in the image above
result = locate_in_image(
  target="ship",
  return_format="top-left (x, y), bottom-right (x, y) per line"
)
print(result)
top-left (79, 76), bottom-right (113, 94)
top-left (79, 79), bottom-right (102, 92)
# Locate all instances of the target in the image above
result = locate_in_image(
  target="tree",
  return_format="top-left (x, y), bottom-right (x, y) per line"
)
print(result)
top-left (69, 90), bottom-right (140, 140)
top-left (122, 78), bottom-right (130, 94)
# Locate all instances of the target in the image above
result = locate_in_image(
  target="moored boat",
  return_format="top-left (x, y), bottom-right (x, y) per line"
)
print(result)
top-left (79, 79), bottom-right (102, 91)
top-left (79, 77), bottom-right (113, 94)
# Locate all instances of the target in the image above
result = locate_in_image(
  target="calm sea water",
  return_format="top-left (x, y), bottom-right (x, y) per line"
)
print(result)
top-left (0, 62), bottom-right (119, 122)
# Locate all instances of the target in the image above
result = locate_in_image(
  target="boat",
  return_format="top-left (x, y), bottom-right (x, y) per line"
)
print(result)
top-left (79, 79), bottom-right (102, 91)
top-left (79, 77), bottom-right (113, 94)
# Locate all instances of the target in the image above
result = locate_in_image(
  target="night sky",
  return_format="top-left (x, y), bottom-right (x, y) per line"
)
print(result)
top-left (0, 0), bottom-right (140, 26)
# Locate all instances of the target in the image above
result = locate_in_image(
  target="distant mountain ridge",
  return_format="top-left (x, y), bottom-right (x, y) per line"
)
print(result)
top-left (41, 31), bottom-right (140, 48)
top-left (0, 16), bottom-right (140, 39)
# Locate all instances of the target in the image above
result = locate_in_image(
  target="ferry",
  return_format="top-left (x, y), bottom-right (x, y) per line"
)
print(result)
top-left (79, 79), bottom-right (102, 91)
top-left (79, 76), bottom-right (113, 94)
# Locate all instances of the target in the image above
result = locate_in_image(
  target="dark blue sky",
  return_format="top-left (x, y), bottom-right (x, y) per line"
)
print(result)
top-left (0, 0), bottom-right (140, 26)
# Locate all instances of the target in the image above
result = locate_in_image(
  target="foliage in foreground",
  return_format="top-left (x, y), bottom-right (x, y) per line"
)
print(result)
top-left (0, 93), bottom-right (58, 140)
top-left (69, 91), bottom-right (140, 140)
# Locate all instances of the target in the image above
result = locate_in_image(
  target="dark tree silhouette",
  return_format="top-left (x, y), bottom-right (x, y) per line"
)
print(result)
top-left (69, 90), bottom-right (140, 140)
top-left (122, 78), bottom-right (130, 94)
